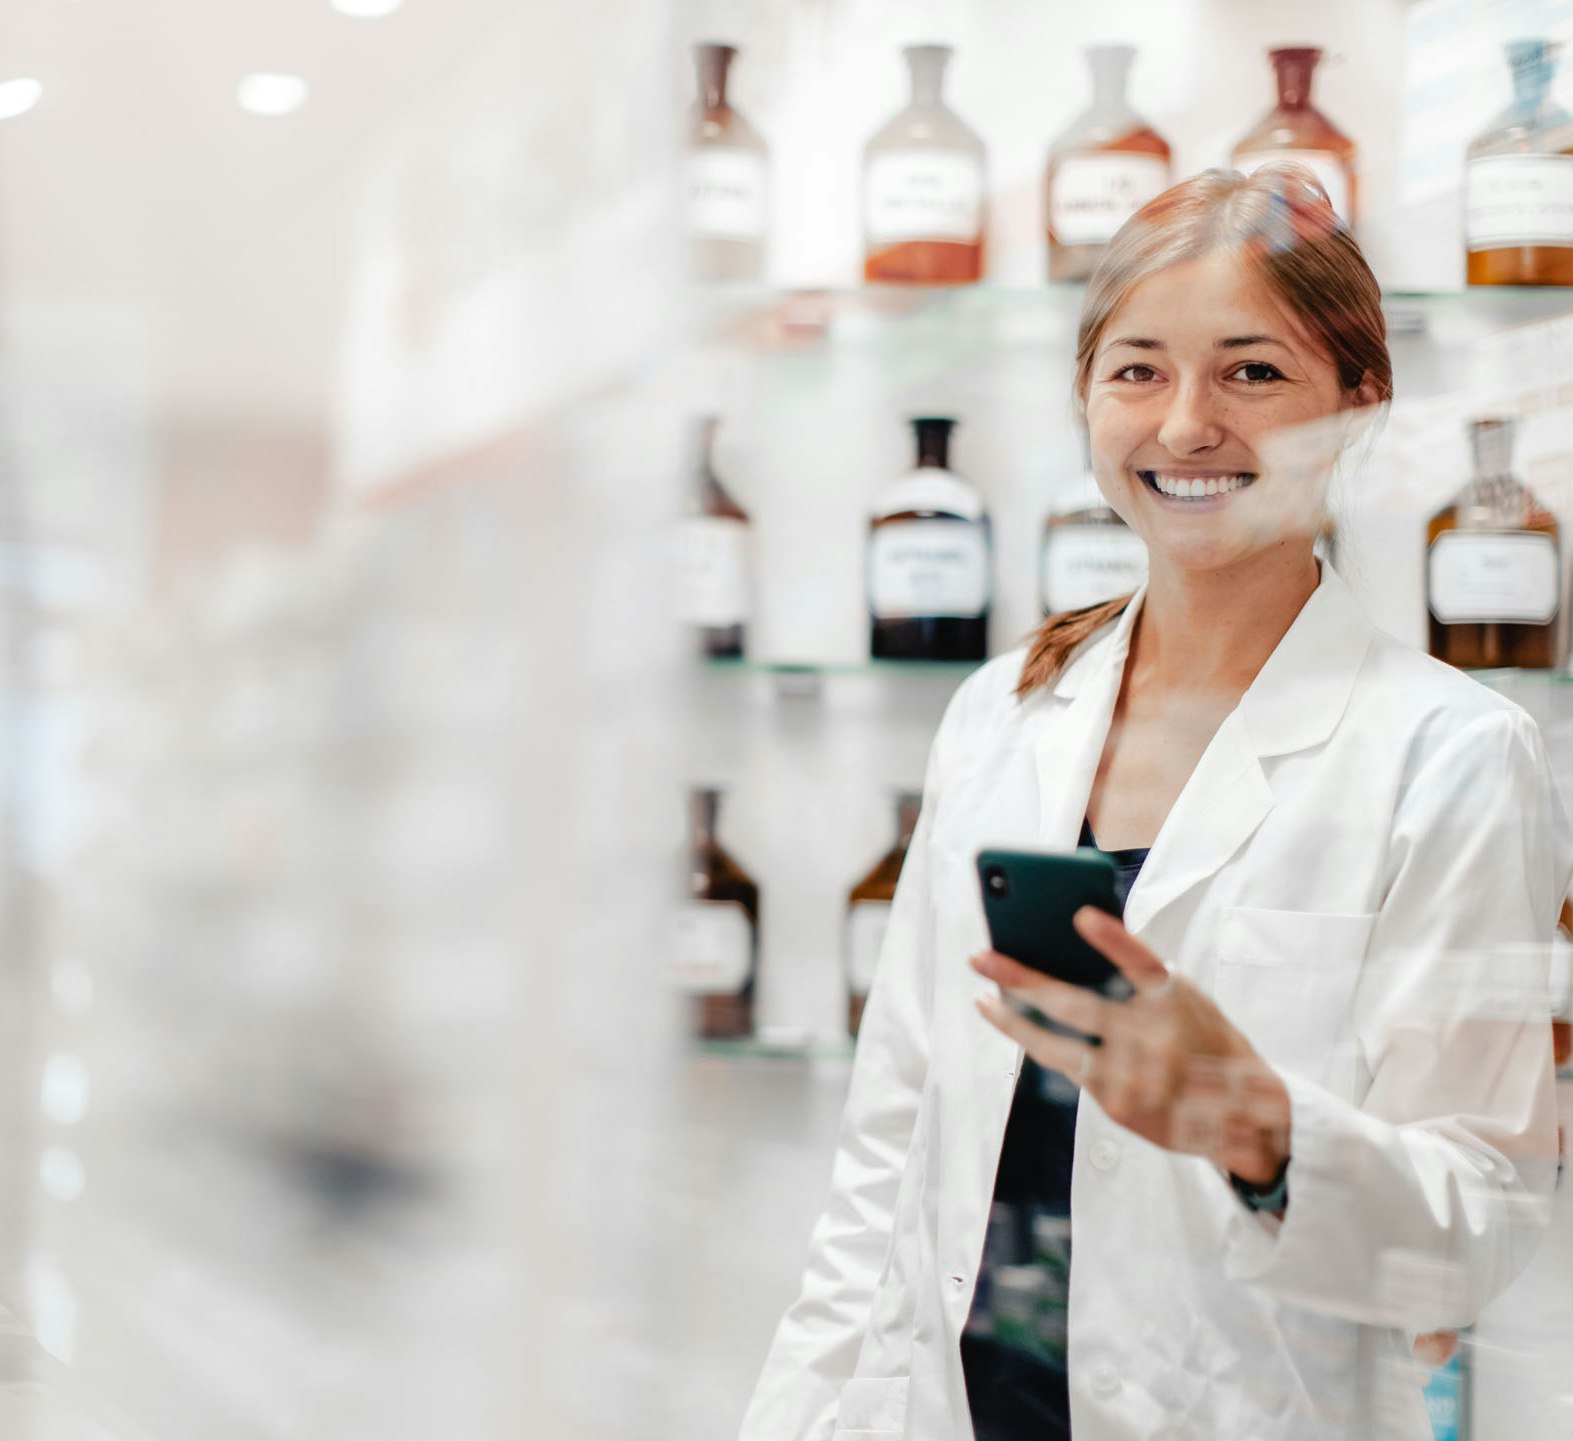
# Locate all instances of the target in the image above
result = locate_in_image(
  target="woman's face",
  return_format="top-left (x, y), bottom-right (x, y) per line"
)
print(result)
top-left (1083, 249), bottom-right (1365, 576)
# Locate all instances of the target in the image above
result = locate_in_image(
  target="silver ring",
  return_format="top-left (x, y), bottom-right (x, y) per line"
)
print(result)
top-left (1073, 1049), bottom-right (1094, 1086)
top-left (1150, 971), bottom-right (1176, 999)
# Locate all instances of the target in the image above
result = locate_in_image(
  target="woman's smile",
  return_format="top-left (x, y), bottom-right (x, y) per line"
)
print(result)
top-left (1136, 469), bottom-right (1258, 503)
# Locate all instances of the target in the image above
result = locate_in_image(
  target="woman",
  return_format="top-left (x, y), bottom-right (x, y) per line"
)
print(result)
top-left (739, 168), bottom-right (1570, 1441)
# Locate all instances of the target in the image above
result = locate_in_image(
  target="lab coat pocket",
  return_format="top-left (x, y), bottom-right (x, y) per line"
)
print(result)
top-left (1216, 907), bottom-right (1376, 1081)
top-left (831, 1376), bottom-right (909, 1438)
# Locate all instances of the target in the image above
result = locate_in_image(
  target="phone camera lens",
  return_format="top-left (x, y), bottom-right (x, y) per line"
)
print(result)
top-left (984, 866), bottom-right (1009, 897)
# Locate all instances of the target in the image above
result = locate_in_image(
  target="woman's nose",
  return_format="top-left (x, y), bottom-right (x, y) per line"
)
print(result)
top-left (1156, 382), bottom-right (1225, 455)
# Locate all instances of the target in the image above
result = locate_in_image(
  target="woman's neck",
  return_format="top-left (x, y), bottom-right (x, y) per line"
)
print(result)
top-left (1130, 546), bottom-right (1321, 696)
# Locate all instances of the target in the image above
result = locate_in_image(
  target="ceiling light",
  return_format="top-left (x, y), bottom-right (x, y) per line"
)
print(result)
top-left (236, 73), bottom-right (309, 116)
top-left (0, 78), bottom-right (42, 121)
top-left (332, 0), bottom-right (405, 15)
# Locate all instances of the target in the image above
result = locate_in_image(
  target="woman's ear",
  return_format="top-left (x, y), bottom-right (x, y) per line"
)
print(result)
top-left (1341, 371), bottom-right (1383, 411)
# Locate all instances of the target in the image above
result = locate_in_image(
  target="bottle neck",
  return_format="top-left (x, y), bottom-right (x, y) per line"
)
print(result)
top-left (690, 791), bottom-right (720, 849)
top-left (1470, 420), bottom-right (1516, 482)
top-left (912, 420), bottom-right (955, 470)
top-left (1272, 52), bottom-right (1319, 110)
top-left (1509, 50), bottom-right (1556, 112)
top-left (695, 45), bottom-right (734, 112)
top-left (1087, 46), bottom-right (1134, 110)
top-left (905, 46), bottom-right (950, 107)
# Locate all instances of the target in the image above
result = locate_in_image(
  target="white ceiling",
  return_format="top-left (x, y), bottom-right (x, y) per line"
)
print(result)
top-left (0, 0), bottom-right (521, 425)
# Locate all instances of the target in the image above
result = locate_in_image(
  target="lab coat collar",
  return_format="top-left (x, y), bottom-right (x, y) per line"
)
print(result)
top-left (1029, 562), bottom-right (1375, 937)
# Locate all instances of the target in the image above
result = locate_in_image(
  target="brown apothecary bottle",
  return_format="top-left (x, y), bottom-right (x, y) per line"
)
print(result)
top-left (674, 788), bottom-right (760, 1039)
top-left (845, 791), bottom-right (922, 1039)
top-left (1426, 418), bottom-right (1561, 670)
top-left (862, 45), bottom-right (987, 285)
top-left (1231, 47), bottom-right (1356, 226)
top-left (1466, 39), bottom-right (1573, 287)
top-left (688, 44), bottom-right (769, 282)
top-left (1044, 45), bottom-right (1171, 283)
top-left (677, 416), bottom-right (751, 659)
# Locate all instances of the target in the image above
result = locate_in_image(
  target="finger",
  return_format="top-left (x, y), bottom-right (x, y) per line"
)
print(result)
top-left (975, 994), bottom-right (1096, 1084)
top-left (971, 950), bottom-right (1106, 1036)
top-left (1072, 907), bottom-right (1172, 993)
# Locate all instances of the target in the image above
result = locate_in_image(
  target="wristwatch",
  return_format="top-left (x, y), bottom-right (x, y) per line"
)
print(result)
top-left (1230, 1157), bottom-right (1290, 1215)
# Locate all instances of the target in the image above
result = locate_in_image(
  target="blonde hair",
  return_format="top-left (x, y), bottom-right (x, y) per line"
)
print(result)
top-left (1016, 164), bottom-right (1392, 699)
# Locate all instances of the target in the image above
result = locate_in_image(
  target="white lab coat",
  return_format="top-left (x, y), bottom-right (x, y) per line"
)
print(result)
top-left (740, 564), bottom-right (1571, 1441)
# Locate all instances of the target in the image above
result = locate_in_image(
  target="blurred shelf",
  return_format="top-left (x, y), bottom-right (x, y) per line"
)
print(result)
top-left (686, 283), bottom-right (1573, 352)
top-left (1466, 667), bottom-right (1573, 689)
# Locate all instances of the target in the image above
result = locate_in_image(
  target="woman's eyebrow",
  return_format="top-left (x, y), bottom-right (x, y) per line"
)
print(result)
top-left (1218, 334), bottom-right (1290, 350)
top-left (1105, 336), bottom-right (1163, 350)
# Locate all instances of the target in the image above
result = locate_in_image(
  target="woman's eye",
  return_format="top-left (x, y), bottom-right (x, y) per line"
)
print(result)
top-left (1231, 361), bottom-right (1284, 384)
top-left (1113, 364), bottom-right (1157, 383)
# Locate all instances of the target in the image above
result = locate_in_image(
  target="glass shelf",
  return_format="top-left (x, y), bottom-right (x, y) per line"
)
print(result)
top-left (1466, 667), bottom-right (1573, 688)
top-left (686, 283), bottom-right (1573, 352)
top-left (691, 1037), bottom-right (856, 1062)
top-left (701, 657), bottom-right (980, 680)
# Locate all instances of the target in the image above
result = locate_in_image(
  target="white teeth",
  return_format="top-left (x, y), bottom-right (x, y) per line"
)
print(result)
top-left (1145, 472), bottom-right (1253, 499)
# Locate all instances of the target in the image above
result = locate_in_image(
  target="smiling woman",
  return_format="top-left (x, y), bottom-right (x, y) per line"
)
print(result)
top-left (741, 163), bottom-right (1570, 1441)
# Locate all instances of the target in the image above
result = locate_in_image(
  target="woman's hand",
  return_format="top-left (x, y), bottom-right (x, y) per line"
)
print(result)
top-left (971, 906), bottom-right (1292, 1189)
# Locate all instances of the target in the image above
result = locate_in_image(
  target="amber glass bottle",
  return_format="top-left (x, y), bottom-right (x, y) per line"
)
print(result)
top-left (1466, 39), bottom-right (1573, 286)
top-left (1044, 45), bottom-right (1171, 282)
top-left (672, 788), bottom-right (759, 1039)
top-left (1426, 418), bottom-right (1560, 670)
top-left (688, 44), bottom-right (769, 282)
top-left (1231, 47), bottom-right (1356, 225)
top-left (1039, 473), bottom-right (1147, 615)
top-left (868, 417), bottom-right (991, 661)
top-left (863, 45), bottom-right (987, 285)
top-left (677, 416), bottom-right (751, 659)
top-left (845, 791), bottom-right (922, 1039)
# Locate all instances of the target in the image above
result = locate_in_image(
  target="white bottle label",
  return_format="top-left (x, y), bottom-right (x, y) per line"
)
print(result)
top-left (1040, 525), bottom-right (1149, 614)
top-left (687, 149), bottom-right (767, 242)
top-left (845, 901), bottom-right (892, 993)
top-left (670, 900), bottom-right (752, 994)
top-left (678, 516), bottom-right (750, 627)
top-left (1427, 531), bottom-right (1560, 624)
top-left (1235, 150), bottom-right (1351, 224)
top-left (865, 150), bottom-right (984, 244)
top-left (1465, 155), bottom-right (1573, 250)
top-left (1049, 154), bottom-right (1170, 245)
top-left (868, 518), bottom-right (990, 620)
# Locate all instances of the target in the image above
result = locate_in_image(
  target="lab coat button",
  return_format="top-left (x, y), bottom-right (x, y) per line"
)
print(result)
top-left (1090, 1361), bottom-right (1121, 1397)
top-left (1090, 1139), bottom-right (1121, 1171)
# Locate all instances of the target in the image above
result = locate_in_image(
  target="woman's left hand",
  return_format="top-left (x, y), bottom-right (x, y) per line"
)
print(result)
top-left (971, 906), bottom-right (1292, 1188)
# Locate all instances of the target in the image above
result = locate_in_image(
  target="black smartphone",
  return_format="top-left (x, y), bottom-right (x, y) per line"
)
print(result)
top-left (975, 848), bottom-right (1134, 1020)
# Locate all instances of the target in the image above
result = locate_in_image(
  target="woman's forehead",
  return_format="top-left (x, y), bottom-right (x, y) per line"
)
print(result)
top-left (1101, 252), bottom-right (1308, 349)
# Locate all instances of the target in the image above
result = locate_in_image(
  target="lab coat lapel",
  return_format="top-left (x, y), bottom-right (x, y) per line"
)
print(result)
top-left (1122, 563), bottom-right (1375, 939)
top-left (1032, 597), bottom-right (1143, 849)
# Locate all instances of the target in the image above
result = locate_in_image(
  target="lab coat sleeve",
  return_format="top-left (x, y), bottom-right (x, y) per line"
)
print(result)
top-left (736, 670), bottom-right (976, 1441)
top-left (1221, 706), bottom-right (1571, 1330)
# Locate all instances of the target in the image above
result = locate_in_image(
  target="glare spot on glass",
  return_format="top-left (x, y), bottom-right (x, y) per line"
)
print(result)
top-left (27, 1258), bottom-right (76, 1364)
top-left (236, 74), bottom-right (310, 117)
top-left (332, 0), bottom-right (405, 15)
top-left (40, 1054), bottom-right (89, 1126)
top-left (39, 1146), bottom-right (85, 1202)
top-left (50, 958), bottom-right (94, 1017)
top-left (0, 78), bottom-right (42, 121)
